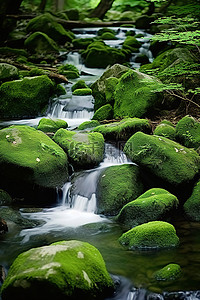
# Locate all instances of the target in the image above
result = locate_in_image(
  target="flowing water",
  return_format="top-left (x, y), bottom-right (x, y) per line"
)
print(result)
top-left (0, 26), bottom-right (200, 300)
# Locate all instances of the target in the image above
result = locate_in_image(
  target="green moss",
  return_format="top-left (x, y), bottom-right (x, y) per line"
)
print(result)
top-left (105, 77), bottom-right (119, 106)
top-left (119, 221), bottom-right (179, 250)
top-left (24, 32), bottom-right (59, 54)
top-left (94, 118), bottom-right (151, 141)
top-left (97, 28), bottom-right (115, 36)
top-left (0, 190), bottom-right (12, 206)
top-left (72, 88), bottom-right (92, 96)
top-left (55, 84), bottom-right (66, 96)
top-left (92, 104), bottom-right (113, 122)
top-left (124, 132), bottom-right (200, 186)
top-left (26, 13), bottom-right (74, 44)
top-left (78, 120), bottom-right (100, 131)
top-left (117, 188), bottom-right (179, 227)
top-left (73, 38), bottom-right (95, 49)
top-left (91, 64), bottom-right (130, 111)
top-left (122, 36), bottom-right (141, 51)
top-left (154, 123), bottom-right (176, 141)
top-left (1, 240), bottom-right (114, 300)
top-left (0, 47), bottom-right (28, 57)
top-left (29, 67), bottom-right (46, 76)
top-left (53, 129), bottom-right (104, 169)
top-left (160, 119), bottom-right (174, 126)
top-left (37, 118), bottom-right (68, 133)
top-left (96, 164), bottom-right (144, 215)
top-left (184, 180), bottom-right (200, 221)
top-left (0, 125), bottom-right (68, 190)
top-left (0, 75), bottom-right (54, 119)
top-left (100, 32), bottom-right (117, 40)
top-left (114, 69), bottom-right (162, 119)
top-left (154, 264), bottom-right (182, 281)
top-left (58, 64), bottom-right (79, 78)
top-left (72, 80), bottom-right (88, 92)
top-left (176, 116), bottom-right (200, 149)
top-left (0, 63), bottom-right (19, 81)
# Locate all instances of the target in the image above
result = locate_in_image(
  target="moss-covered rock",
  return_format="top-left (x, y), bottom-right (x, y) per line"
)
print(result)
top-left (0, 126), bottom-right (68, 200)
top-left (154, 264), bottom-right (182, 281)
top-left (0, 63), bottom-right (19, 81)
top-left (0, 47), bottom-right (28, 57)
top-left (0, 75), bottom-right (54, 119)
top-left (135, 54), bottom-right (149, 65)
top-left (78, 120), bottom-right (100, 131)
top-left (1, 240), bottom-right (114, 300)
top-left (154, 123), bottom-right (176, 141)
top-left (53, 129), bottom-right (104, 169)
top-left (72, 80), bottom-right (89, 92)
top-left (91, 64), bottom-right (130, 111)
top-left (55, 84), bottom-right (66, 96)
top-left (124, 132), bottom-right (200, 186)
top-left (0, 190), bottom-right (12, 206)
top-left (37, 118), bottom-right (68, 133)
top-left (26, 13), bottom-right (74, 44)
top-left (92, 104), bottom-right (113, 122)
top-left (72, 88), bottom-right (92, 96)
top-left (105, 77), bottom-right (119, 106)
top-left (114, 69), bottom-right (162, 119)
top-left (24, 32), bottom-right (59, 54)
top-left (117, 188), bottom-right (179, 228)
top-left (119, 221), bottom-right (179, 250)
top-left (184, 180), bottom-right (200, 221)
top-left (100, 32), bottom-right (117, 40)
top-left (0, 207), bottom-right (37, 228)
top-left (58, 64), bottom-right (79, 79)
top-left (82, 41), bottom-right (126, 68)
top-left (97, 28), bottom-right (115, 36)
top-left (96, 164), bottom-right (144, 215)
top-left (93, 118), bottom-right (151, 141)
top-left (122, 36), bottom-right (141, 51)
top-left (176, 116), bottom-right (200, 149)
top-left (73, 38), bottom-right (95, 49)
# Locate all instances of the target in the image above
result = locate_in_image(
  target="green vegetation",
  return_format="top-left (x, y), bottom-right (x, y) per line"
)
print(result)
top-left (53, 129), bottom-right (104, 169)
top-left (119, 221), bottom-right (179, 250)
top-left (93, 117), bottom-right (151, 141)
top-left (1, 240), bottom-right (114, 300)
top-left (96, 164), bottom-right (144, 215)
top-left (117, 188), bottom-right (179, 227)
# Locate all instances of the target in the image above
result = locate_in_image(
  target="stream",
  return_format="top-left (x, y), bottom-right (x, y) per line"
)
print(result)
top-left (0, 26), bottom-right (200, 300)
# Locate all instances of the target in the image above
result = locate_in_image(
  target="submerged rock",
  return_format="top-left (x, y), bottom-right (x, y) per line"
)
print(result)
top-left (93, 118), bottom-right (151, 141)
top-left (0, 125), bottom-right (68, 202)
top-left (92, 104), bottom-right (113, 121)
top-left (176, 115), bottom-right (200, 150)
top-left (53, 129), bottom-right (104, 169)
top-left (117, 188), bottom-right (179, 228)
top-left (119, 221), bottom-right (179, 250)
top-left (113, 70), bottom-right (162, 119)
top-left (0, 75), bottom-right (54, 119)
top-left (124, 132), bottom-right (200, 187)
top-left (96, 164), bottom-right (144, 215)
top-left (184, 180), bottom-right (200, 221)
top-left (154, 264), bottom-right (182, 281)
top-left (37, 118), bottom-right (68, 133)
top-left (1, 240), bottom-right (114, 300)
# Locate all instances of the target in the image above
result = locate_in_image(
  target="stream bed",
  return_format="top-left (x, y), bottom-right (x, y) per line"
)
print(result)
top-left (0, 26), bottom-right (200, 299)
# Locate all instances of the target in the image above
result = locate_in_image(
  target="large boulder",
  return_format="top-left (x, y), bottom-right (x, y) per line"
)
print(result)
top-left (124, 132), bottom-right (200, 188)
top-left (1, 240), bottom-right (114, 300)
top-left (0, 126), bottom-right (68, 202)
top-left (184, 180), bottom-right (200, 221)
top-left (37, 118), bottom-right (68, 133)
top-left (26, 13), bottom-right (74, 44)
top-left (0, 75), bottom-right (54, 119)
top-left (113, 69), bottom-right (162, 119)
top-left (176, 116), bottom-right (200, 150)
top-left (53, 129), bottom-right (104, 169)
top-left (119, 221), bottom-right (179, 250)
top-left (24, 32), bottom-right (59, 54)
top-left (82, 41), bottom-right (126, 69)
top-left (0, 63), bottom-right (19, 81)
top-left (93, 118), bottom-right (151, 141)
top-left (117, 188), bottom-right (179, 228)
top-left (96, 164), bottom-right (144, 215)
top-left (91, 64), bottom-right (130, 111)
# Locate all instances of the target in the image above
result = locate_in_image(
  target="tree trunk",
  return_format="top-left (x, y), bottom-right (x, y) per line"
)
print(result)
top-left (53, 0), bottom-right (65, 12)
top-left (89, 0), bottom-right (115, 20)
top-left (39, 0), bottom-right (48, 12)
